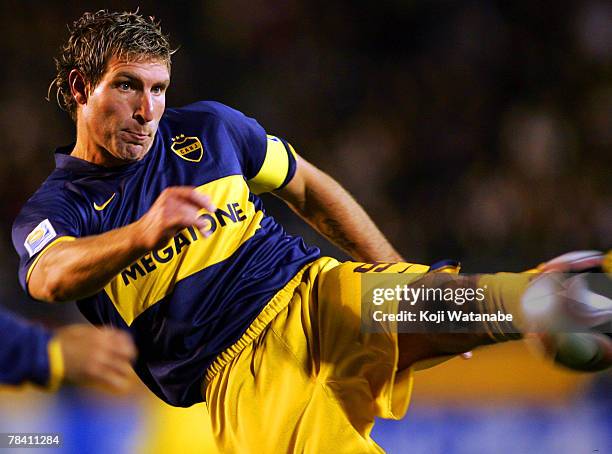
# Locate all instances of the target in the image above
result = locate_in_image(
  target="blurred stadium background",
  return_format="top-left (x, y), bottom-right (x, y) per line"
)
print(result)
top-left (0, 0), bottom-right (610, 453)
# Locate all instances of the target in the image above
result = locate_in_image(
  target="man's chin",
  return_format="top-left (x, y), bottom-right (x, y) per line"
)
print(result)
top-left (122, 142), bottom-right (151, 161)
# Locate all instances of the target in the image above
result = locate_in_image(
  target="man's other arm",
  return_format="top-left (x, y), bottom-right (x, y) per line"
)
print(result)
top-left (0, 309), bottom-right (136, 391)
top-left (28, 187), bottom-right (215, 302)
top-left (0, 309), bottom-right (55, 387)
top-left (275, 154), bottom-right (402, 262)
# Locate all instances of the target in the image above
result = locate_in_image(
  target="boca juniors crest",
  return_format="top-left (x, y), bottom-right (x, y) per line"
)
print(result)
top-left (170, 135), bottom-right (204, 162)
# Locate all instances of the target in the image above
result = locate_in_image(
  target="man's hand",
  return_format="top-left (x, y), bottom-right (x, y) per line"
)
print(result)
top-left (54, 325), bottom-right (137, 392)
top-left (135, 186), bottom-right (217, 251)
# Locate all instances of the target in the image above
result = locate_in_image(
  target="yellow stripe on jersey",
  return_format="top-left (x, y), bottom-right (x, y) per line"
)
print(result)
top-left (248, 135), bottom-right (292, 195)
top-left (25, 236), bottom-right (77, 285)
top-left (104, 175), bottom-right (263, 326)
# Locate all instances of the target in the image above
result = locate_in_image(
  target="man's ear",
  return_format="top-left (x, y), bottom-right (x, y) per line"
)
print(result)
top-left (68, 69), bottom-right (89, 106)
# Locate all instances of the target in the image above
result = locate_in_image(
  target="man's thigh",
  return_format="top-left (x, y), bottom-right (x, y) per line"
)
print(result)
top-left (314, 260), bottom-right (433, 422)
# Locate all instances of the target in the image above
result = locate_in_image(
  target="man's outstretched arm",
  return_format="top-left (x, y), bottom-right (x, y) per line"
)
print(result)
top-left (275, 154), bottom-right (402, 262)
top-left (28, 187), bottom-right (216, 302)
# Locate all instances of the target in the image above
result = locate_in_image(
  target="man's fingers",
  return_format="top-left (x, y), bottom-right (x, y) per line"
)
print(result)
top-left (98, 353), bottom-right (134, 380)
top-left (87, 350), bottom-right (135, 392)
top-left (172, 187), bottom-right (217, 235)
top-left (194, 217), bottom-right (213, 237)
top-left (177, 205), bottom-right (214, 237)
top-left (170, 186), bottom-right (217, 212)
top-left (189, 191), bottom-right (217, 213)
top-left (141, 186), bottom-right (218, 249)
top-left (97, 369), bottom-right (132, 393)
top-left (98, 329), bottom-right (137, 361)
top-left (56, 325), bottom-right (139, 392)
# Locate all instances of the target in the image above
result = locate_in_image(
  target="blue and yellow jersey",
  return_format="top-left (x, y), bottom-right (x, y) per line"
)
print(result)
top-left (0, 308), bottom-right (63, 389)
top-left (12, 101), bottom-right (320, 406)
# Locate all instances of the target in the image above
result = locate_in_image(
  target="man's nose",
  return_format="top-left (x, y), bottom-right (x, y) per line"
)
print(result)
top-left (134, 92), bottom-right (154, 124)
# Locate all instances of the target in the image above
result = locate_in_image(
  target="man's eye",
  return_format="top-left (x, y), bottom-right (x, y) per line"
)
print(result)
top-left (118, 82), bottom-right (131, 91)
top-left (152, 86), bottom-right (165, 95)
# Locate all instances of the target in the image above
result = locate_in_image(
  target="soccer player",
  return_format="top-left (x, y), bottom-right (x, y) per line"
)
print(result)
top-left (11, 10), bottom-right (611, 452)
top-left (0, 307), bottom-right (136, 391)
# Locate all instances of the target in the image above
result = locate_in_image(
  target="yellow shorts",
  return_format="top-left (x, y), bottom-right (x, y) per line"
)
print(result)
top-left (203, 257), bottom-right (430, 453)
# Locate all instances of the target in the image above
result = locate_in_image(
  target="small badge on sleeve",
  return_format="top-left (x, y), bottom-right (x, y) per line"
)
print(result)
top-left (24, 219), bottom-right (57, 257)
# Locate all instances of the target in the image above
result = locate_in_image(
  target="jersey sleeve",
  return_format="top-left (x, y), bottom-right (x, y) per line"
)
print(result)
top-left (12, 189), bottom-right (83, 294)
top-left (247, 134), bottom-right (298, 195)
top-left (0, 309), bottom-right (56, 388)
top-left (188, 101), bottom-right (298, 194)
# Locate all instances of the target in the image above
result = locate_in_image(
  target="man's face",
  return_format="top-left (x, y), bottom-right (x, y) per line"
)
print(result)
top-left (79, 55), bottom-right (170, 163)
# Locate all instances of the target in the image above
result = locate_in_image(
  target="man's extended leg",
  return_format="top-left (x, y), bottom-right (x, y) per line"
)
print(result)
top-left (397, 251), bottom-right (612, 373)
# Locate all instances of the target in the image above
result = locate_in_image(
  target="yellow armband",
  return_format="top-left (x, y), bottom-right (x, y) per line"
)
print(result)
top-left (248, 136), bottom-right (297, 194)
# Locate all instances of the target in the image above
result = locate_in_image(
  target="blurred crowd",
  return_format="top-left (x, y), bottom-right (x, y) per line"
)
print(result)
top-left (0, 0), bottom-right (609, 321)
